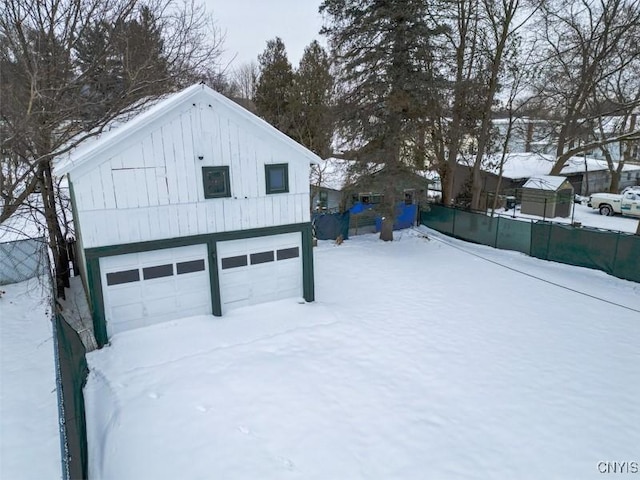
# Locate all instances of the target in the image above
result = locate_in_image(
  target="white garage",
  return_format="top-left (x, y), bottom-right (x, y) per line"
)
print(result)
top-left (57, 85), bottom-right (317, 346)
top-left (217, 232), bottom-right (302, 313)
top-left (100, 244), bottom-right (211, 336)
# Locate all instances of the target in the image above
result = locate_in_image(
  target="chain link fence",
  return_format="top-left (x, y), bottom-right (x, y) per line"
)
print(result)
top-left (53, 312), bottom-right (89, 480)
top-left (0, 237), bottom-right (48, 285)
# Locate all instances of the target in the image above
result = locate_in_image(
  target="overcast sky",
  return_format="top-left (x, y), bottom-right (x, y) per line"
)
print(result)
top-left (205, 0), bottom-right (326, 71)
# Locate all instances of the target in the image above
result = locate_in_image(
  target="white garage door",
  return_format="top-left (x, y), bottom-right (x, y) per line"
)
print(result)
top-left (217, 232), bottom-right (302, 313)
top-left (100, 244), bottom-right (211, 336)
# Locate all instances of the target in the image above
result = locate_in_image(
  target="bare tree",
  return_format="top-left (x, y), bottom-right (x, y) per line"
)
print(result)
top-left (531, 0), bottom-right (640, 175)
top-left (468, 0), bottom-right (539, 210)
top-left (0, 0), bottom-right (223, 296)
top-left (425, 0), bottom-right (487, 207)
top-left (490, 40), bottom-right (539, 214)
top-left (591, 48), bottom-right (640, 192)
top-left (230, 61), bottom-right (259, 100)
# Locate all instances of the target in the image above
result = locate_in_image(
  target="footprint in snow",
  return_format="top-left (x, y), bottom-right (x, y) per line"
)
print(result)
top-left (147, 392), bottom-right (159, 399)
top-left (237, 425), bottom-right (250, 435)
top-left (275, 456), bottom-right (296, 471)
top-left (196, 405), bottom-right (208, 413)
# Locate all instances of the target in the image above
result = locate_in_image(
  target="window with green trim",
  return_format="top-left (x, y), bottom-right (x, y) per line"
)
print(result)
top-left (265, 164), bottom-right (289, 194)
top-left (203, 166), bottom-right (231, 198)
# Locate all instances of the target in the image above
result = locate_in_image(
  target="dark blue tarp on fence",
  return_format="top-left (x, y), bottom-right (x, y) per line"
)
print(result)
top-left (312, 212), bottom-right (350, 240)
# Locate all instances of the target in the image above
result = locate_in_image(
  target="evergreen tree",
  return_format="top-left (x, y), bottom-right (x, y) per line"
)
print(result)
top-left (320, 0), bottom-right (445, 240)
top-left (116, 6), bottom-right (170, 94)
top-left (289, 40), bottom-right (334, 159)
top-left (76, 7), bottom-right (170, 122)
top-left (254, 37), bottom-right (295, 135)
top-left (75, 20), bottom-right (123, 119)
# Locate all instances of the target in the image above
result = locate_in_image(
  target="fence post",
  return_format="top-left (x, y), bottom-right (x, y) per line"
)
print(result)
top-left (545, 222), bottom-right (553, 260)
top-left (611, 231), bottom-right (621, 276)
top-left (451, 206), bottom-right (457, 237)
top-left (495, 215), bottom-right (500, 248)
top-left (529, 220), bottom-right (534, 257)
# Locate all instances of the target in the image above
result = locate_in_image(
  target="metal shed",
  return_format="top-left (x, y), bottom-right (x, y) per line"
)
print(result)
top-left (521, 175), bottom-right (574, 218)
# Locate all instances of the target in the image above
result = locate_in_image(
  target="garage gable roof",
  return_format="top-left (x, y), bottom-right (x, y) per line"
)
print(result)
top-left (55, 83), bottom-right (321, 176)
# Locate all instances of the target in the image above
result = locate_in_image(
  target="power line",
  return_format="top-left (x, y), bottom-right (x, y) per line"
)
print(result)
top-left (413, 227), bottom-right (640, 314)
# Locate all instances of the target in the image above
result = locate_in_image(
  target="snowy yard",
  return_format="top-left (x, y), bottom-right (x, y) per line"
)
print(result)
top-left (85, 228), bottom-right (640, 480)
top-left (0, 278), bottom-right (60, 479)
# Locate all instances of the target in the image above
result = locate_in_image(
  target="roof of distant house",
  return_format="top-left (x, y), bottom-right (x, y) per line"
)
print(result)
top-left (477, 152), bottom-right (640, 180)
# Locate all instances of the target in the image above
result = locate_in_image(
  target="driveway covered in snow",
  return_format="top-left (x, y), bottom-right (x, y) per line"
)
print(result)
top-left (85, 228), bottom-right (640, 480)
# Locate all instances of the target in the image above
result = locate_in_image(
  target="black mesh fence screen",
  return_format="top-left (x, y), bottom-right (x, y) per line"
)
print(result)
top-left (55, 313), bottom-right (89, 480)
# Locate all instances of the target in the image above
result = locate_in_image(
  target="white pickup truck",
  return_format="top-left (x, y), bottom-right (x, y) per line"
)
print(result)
top-left (588, 190), bottom-right (640, 217)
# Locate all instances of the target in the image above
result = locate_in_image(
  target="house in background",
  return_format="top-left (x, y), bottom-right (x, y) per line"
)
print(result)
top-left (492, 153), bottom-right (640, 195)
top-left (310, 158), bottom-right (350, 212)
top-left (450, 152), bottom-right (640, 205)
top-left (311, 158), bottom-right (432, 211)
top-left (493, 115), bottom-right (640, 164)
top-left (493, 117), bottom-right (558, 155)
top-left (55, 84), bottom-right (318, 347)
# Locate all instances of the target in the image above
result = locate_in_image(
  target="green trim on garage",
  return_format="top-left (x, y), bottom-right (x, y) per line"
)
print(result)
top-left (68, 179), bottom-right (89, 296)
top-left (85, 256), bottom-right (107, 347)
top-left (84, 223), bottom-right (314, 348)
top-left (301, 223), bottom-right (315, 302)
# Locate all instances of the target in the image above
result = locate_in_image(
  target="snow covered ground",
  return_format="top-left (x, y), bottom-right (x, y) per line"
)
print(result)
top-left (0, 278), bottom-right (61, 479)
top-left (494, 202), bottom-right (639, 233)
top-left (85, 228), bottom-right (640, 480)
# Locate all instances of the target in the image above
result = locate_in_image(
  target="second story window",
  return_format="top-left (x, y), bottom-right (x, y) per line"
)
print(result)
top-left (203, 166), bottom-right (231, 199)
top-left (265, 164), bottom-right (289, 194)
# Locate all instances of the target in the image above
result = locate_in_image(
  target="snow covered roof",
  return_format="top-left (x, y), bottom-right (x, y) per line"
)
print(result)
top-left (492, 117), bottom-right (552, 126)
top-left (483, 152), bottom-right (640, 180)
top-left (55, 84), bottom-right (320, 176)
top-left (522, 175), bottom-right (569, 191)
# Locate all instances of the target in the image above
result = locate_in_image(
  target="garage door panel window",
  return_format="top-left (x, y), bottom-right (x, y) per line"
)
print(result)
top-left (221, 255), bottom-right (248, 269)
top-left (277, 247), bottom-right (299, 260)
top-left (142, 264), bottom-right (174, 280)
top-left (177, 259), bottom-right (205, 274)
top-left (250, 251), bottom-right (274, 265)
top-left (106, 269), bottom-right (140, 286)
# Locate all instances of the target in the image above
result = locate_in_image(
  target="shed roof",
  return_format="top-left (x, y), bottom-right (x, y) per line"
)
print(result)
top-left (55, 84), bottom-right (320, 176)
top-left (522, 175), bottom-right (570, 191)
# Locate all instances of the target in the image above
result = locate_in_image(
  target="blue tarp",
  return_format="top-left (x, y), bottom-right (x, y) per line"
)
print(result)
top-left (349, 202), bottom-right (375, 215)
top-left (375, 204), bottom-right (418, 232)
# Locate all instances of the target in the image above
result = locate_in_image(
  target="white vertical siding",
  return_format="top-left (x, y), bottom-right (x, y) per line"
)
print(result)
top-left (73, 101), bottom-right (312, 248)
